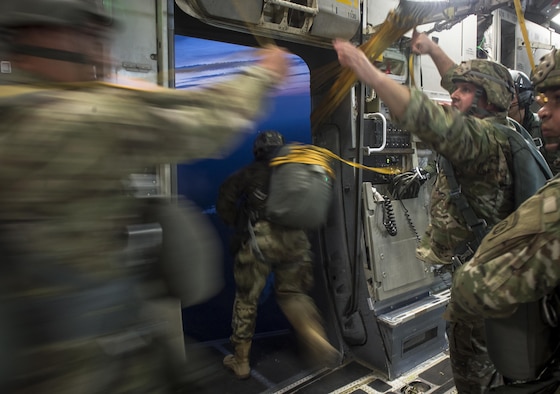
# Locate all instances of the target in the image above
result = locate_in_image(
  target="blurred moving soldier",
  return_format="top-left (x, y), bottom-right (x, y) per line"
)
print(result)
top-left (216, 130), bottom-right (339, 379)
top-left (333, 30), bottom-right (524, 393)
top-left (0, 0), bottom-right (290, 392)
top-left (447, 48), bottom-right (560, 393)
top-left (509, 69), bottom-right (560, 175)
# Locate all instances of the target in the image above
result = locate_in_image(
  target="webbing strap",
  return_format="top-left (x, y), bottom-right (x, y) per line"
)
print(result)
top-left (247, 218), bottom-right (267, 263)
top-left (439, 156), bottom-right (488, 248)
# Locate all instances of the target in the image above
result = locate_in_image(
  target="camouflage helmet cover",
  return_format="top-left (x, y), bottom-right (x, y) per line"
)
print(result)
top-left (253, 130), bottom-right (285, 159)
top-left (451, 59), bottom-right (515, 111)
top-left (532, 49), bottom-right (560, 92)
top-left (0, 0), bottom-right (112, 29)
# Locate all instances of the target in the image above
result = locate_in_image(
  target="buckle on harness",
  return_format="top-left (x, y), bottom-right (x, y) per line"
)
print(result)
top-left (451, 244), bottom-right (476, 270)
top-left (468, 219), bottom-right (487, 232)
top-left (449, 186), bottom-right (462, 199)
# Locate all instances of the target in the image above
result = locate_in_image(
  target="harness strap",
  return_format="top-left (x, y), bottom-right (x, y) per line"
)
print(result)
top-left (247, 218), bottom-right (266, 263)
top-left (439, 156), bottom-right (489, 249)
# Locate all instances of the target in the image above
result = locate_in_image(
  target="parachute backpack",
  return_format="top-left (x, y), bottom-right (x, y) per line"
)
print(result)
top-left (266, 144), bottom-right (334, 229)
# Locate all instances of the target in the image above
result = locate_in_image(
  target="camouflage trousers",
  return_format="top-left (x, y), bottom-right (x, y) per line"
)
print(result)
top-left (447, 319), bottom-right (501, 394)
top-left (229, 220), bottom-right (317, 344)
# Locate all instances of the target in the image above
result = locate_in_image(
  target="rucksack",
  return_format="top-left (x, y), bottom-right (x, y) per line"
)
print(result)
top-left (133, 197), bottom-right (224, 307)
top-left (503, 119), bottom-right (553, 208)
top-left (485, 288), bottom-right (560, 385)
top-left (265, 144), bottom-right (334, 229)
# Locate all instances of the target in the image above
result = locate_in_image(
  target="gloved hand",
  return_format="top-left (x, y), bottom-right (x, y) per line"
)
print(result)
top-left (388, 167), bottom-right (430, 199)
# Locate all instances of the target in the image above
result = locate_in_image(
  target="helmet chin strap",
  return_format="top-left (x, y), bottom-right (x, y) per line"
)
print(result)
top-left (12, 44), bottom-right (89, 65)
top-left (468, 87), bottom-right (493, 118)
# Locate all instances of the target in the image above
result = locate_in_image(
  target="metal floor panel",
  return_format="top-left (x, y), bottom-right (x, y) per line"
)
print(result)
top-left (183, 332), bottom-right (456, 394)
top-left (419, 358), bottom-right (454, 386)
top-left (184, 331), bottom-right (320, 394)
top-left (294, 362), bottom-right (373, 394)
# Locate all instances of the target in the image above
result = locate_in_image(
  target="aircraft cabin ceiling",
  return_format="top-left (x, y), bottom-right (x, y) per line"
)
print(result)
top-left (175, 0), bottom-right (560, 43)
top-left (522, 0), bottom-right (560, 29)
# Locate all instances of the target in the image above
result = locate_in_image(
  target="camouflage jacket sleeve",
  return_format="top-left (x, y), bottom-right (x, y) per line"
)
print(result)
top-left (1, 65), bottom-right (278, 169)
top-left (445, 178), bottom-right (560, 322)
top-left (394, 88), bottom-right (512, 173)
top-left (97, 65), bottom-right (278, 164)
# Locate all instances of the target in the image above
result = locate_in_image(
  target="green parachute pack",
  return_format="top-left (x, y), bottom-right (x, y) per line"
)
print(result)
top-left (265, 144), bottom-right (334, 230)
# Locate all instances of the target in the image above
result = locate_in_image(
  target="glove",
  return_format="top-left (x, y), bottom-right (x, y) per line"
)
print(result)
top-left (388, 167), bottom-right (430, 199)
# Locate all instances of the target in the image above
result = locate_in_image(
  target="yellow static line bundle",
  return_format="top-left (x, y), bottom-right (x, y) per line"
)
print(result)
top-left (311, 0), bottom-right (458, 131)
top-left (311, 9), bottom-right (419, 130)
top-left (270, 144), bottom-right (401, 177)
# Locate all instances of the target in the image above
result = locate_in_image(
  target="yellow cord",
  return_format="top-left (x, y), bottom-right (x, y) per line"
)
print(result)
top-left (513, 0), bottom-right (536, 73)
top-left (270, 144), bottom-right (401, 178)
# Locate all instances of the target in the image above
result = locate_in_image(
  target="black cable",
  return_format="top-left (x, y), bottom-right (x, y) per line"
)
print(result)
top-left (382, 196), bottom-right (398, 236)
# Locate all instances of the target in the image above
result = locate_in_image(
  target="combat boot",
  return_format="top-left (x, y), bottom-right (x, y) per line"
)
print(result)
top-left (223, 340), bottom-right (251, 379)
top-left (298, 323), bottom-right (340, 366)
top-left (278, 295), bottom-right (341, 367)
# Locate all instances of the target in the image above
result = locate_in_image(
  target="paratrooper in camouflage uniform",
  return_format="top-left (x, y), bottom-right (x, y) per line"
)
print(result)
top-left (333, 29), bottom-right (522, 393)
top-left (216, 130), bottom-right (339, 380)
top-left (508, 69), bottom-right (560, 175)
top-left (0, 0), bottom-right (290, 392)
top-left (447, 47), bottom-right (560, 394)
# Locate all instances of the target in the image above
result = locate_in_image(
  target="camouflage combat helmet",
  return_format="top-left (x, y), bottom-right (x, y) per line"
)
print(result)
top-left (0, 0), bottom-right (112, 29)
top-left (452, 59), bottom-right (515, 111)
top-left (253, 130), bottom-right (285, 160)
top-left (532, 49), bottom-right (560, 92)
top-left (509, 69), bottom-right (534, 108)
top-left (0, 0), bottom-right (114, 66)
